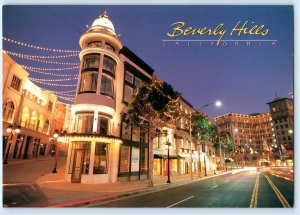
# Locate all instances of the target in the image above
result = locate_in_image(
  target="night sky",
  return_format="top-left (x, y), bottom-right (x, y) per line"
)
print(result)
top-left (2, 5), bottom-right (294, 118)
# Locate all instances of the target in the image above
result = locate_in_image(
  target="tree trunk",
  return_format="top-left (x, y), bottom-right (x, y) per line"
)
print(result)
top-left (148, 125), bottom-right (154, 187)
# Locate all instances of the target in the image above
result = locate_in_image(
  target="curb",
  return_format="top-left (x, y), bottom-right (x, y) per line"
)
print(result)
top-left (47, 170), bottom-right (238, 208)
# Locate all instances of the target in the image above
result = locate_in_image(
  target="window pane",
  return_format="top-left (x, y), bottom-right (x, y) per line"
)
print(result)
top-left (103, 56), bottom-right (116, 75)
top-left (11, 75), bottom-right (22, 91)
top-left (82, 55), bottom-right (100, 69)
top-left (125, 71), bottom-right (133, 84)
top-left (119, 145), bottom-right (130, 173)
top-left (83, 143), bottom-right (91, 175)
top-left (132, 125), bottom-right (140, 142)
top-left (79, 72), bottom-right (98, 93)
top-left (94, 143), bottom-right (108, 174)
top-left (98, 116), bottom-right (109, 135)
top-left (131, 147), bottom-right (140, 172)
top-left (140, 148), bottom-right (148, 172)
top-left (141, 127), bottom-right (149, 144)
top-left (73, 113), bottom-right (94, 133)
top-left (101, 75), bottom-right (114, 97)
top-left (134, 77), bottom-right (141, 87)
top-left (124, 85), bottom-right (133, 102)
top-left (122, 121), bottom-right (131, 140)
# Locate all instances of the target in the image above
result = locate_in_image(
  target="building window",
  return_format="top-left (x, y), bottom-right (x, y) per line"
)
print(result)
top-left (97, 115), bottom-right (109, 135)
top-left (73, 112), bottom-right (94, 133)
top-left (141, 127), bottom-right (149, 144)
top-left (121, 121), bottom-right (131, 140)
top-left (3, 101), bottom-right (15, 123)
top-left (125, 71), bottom-right (134, 84)
top-left (105, 43), bottom-right (115, 52)
top-left (131, 147), bottom-right (140, 172)
top-left (82, 54), bottom-right (100, 69)
top-left (100, 75), bottom-right (114, 97)
top-left (48, 101), bottom-right (53, 112)
top-left (78, 71), bottom-right (98, 93)
top-left (140, 148), bottom-right (148, 172)
top-left (87, 41), bottom-right (102, 48)
top-left (124, 85), bottom-right (133, 102)
top-left (132, 125), bottom-right (140, 142)
top-left (68, 142), bottom-right (91, 175)
top-left (119, 145), bottom-right (130, 173)
top-left (134, 77), bottom-right (142, 87)
top-left (10, 75), bottom-right (22, 91)
top-left (103, 56), bottom-right (116, 75)
top-left (93, 143), bottom-right (108, 174)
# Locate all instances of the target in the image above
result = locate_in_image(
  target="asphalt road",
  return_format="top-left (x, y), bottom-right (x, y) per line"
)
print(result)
top-left (91, 170), bottom-right (293, 208)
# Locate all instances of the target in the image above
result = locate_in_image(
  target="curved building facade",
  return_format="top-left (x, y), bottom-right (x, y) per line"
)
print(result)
top-left (65, 12), bottom-right (154, 184)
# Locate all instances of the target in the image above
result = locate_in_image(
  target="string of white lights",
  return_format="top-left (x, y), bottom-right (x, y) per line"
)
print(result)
top-left (6, 50), bottom-right (79, 65)
top-left (22, 65), bottom-right (79, 71)
top-left (26, 67), bottom-right (78, 77)
top-left (3, 36), bottom-right (80, 53)
top-left (40, 88), bottom-right (76, 94)
top-left (30, 77), bottom-right (77, 82)
top-left (31, 79), bottom-right (77, 87)
top-left (56, 94), bottom-right (75, 100)
top-left (4, 50), bottom-right (78, 59)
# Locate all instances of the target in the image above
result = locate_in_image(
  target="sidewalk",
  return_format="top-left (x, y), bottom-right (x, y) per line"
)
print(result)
top-left (36, 167), bottom-right (230, 207)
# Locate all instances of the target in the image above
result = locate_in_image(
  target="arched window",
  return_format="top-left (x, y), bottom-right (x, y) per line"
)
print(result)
top-left (29, 111), bottom-right (38, 130)
top-left (3, 101), bottom-right (15, 123)
top-left (37, 115), bottom-right (45, 133)
top-left (21, 107), bottom-right (30, 128)
top-left (43, 119), bottom-right (50, 134)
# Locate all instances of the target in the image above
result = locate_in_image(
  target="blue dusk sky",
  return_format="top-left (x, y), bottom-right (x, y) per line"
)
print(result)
top-left (2, 5), bottom-right (294, 118)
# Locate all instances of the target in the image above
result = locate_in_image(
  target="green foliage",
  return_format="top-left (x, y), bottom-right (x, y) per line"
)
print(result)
top-left (190, 113), bottom-right (216, 144)
top-left (125, 78), bottom-right (182, 134)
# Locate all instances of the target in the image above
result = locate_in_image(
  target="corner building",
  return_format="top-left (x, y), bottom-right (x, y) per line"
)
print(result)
top-left (65, 12), bottom-right (153, 183)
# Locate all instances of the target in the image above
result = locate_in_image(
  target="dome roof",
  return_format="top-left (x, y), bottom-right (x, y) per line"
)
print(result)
top-left (90, 11), bottom-right (116, 35)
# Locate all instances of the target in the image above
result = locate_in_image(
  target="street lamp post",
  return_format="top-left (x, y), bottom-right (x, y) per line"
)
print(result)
top-left (165, 139), bottom-right (171, 183)
top-left (52, 129), bottom-right (60, 173)
top-left (3, 125), bottom-right (21, 164)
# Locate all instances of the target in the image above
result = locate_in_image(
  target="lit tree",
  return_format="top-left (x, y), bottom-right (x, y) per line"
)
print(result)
top-left (126, 78), bottom-right (182, 186)
top-left (189, 112), bottom-right (215, 176)
top-left (213, 131), bottom-right (233, 170)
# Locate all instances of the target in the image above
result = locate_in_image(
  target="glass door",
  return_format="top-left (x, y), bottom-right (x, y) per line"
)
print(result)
top-left (71, 149), bottom-right (83, 182)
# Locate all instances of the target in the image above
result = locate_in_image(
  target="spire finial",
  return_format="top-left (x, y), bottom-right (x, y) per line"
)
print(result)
top-left (101, 11), bottom-right (109, 18)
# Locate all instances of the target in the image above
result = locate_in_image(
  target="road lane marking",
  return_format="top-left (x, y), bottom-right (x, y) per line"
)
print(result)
top-left (250, 173), bottom-right (259, 208)
top-left (166, 196), bottom-right (194, 208)
top-left (263, 174), bottom-right (291, 208)
top-left (210, 185), bottom-right (218, 189)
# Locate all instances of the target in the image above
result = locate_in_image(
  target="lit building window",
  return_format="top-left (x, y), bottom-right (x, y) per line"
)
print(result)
top-left (82, 54), bottom-right (100, 69)
top-left (100, 74), bottom-right (114, 97)
top-left (103, 56), bottom-right (116, 75)
top-left (93, 143), bottom-right (108, 174)
top-left (73, 112), bottom-right (94, 133)
top-left (97, 115), bottom-right (109, 135)
top-left (78, 71), bottom-right (98, 93)
top-left (11, 75), bottom-right (22, 92)
top-left (119, 145), bottom-right (130, 173)
top-left (86, 41), bottom-right (102, 48)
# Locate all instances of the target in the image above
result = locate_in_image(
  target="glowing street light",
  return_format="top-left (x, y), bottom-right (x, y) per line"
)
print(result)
top-left (3, 125), bottom-right (21, 164)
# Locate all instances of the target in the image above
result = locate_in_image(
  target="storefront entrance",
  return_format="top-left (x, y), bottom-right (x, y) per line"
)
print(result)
top-left (71, 149), bottom-right (84, 183)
